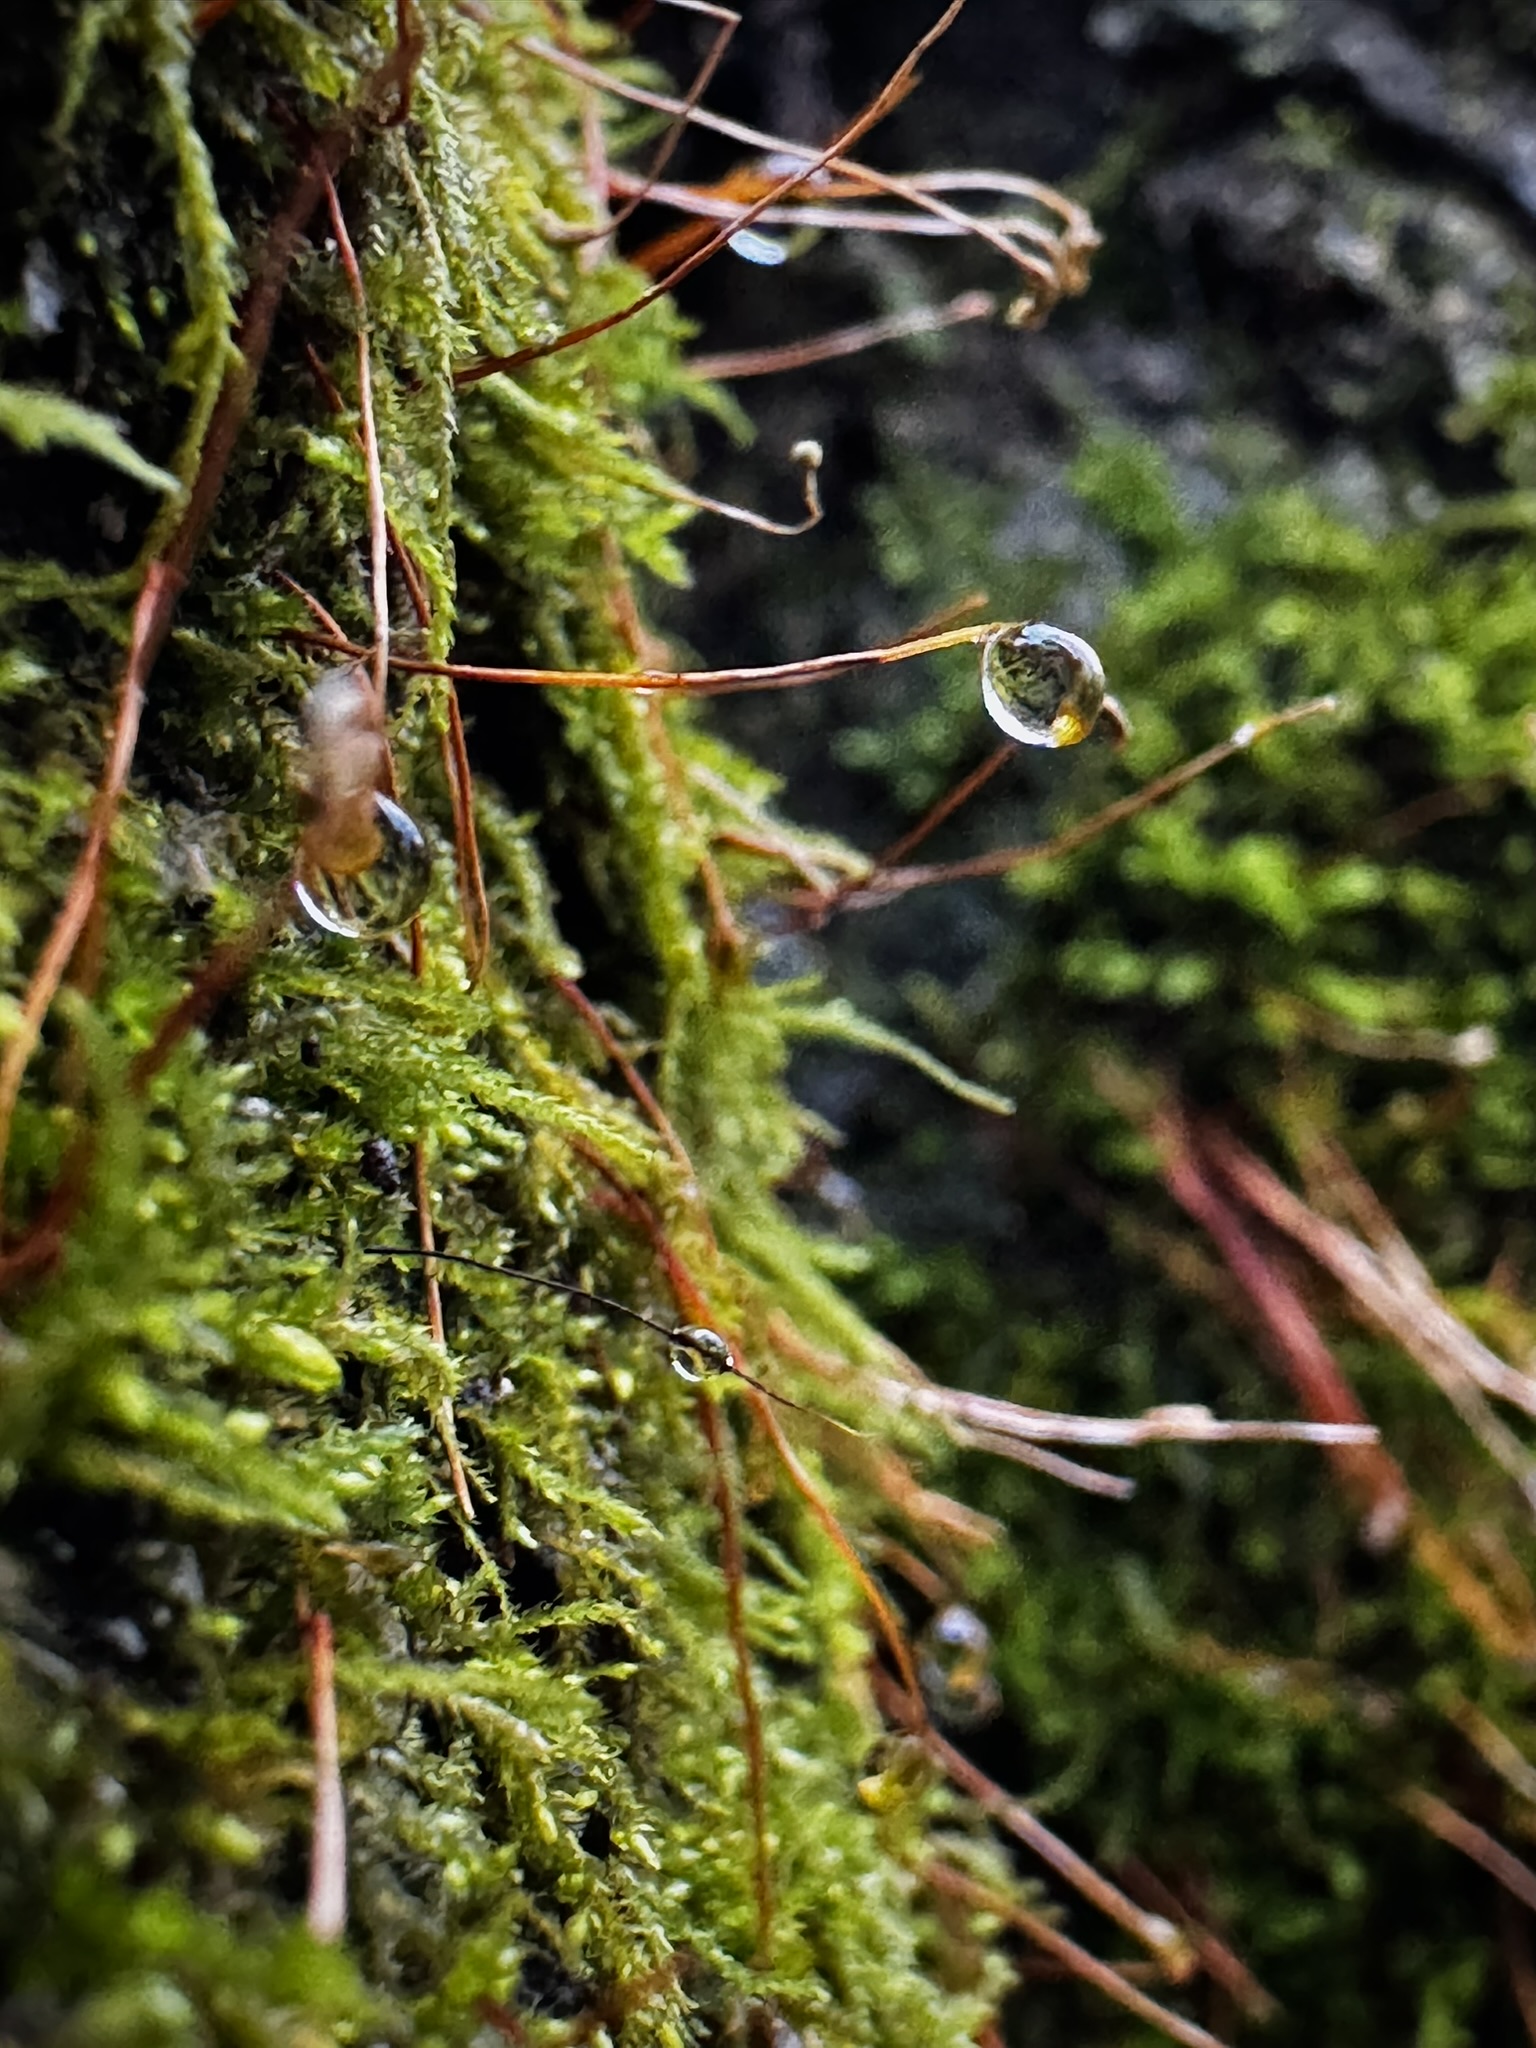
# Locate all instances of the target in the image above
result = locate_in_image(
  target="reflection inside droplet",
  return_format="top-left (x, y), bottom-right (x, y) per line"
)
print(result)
top-left (917, 1602), bottom-right (1001, 1728)
top-left (981, 621), bottom-right (1106, 748)
top-left (668, 1325), bottom-right (733, 1383)
top-left (293, 791), bottom-right (431, 938)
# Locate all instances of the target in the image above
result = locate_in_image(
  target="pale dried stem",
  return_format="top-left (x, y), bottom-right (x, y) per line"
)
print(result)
top-left (301, 1602), bottom-right (348, 1943)
top-left (689, 289), bottom-right (996, 381)
top-left (880, 1377), bottom-right (1380, 1451)
top-left (611, 170), bottom-right (1065, 253)
top-left (1202, 1127), bottom-right (1536, 1505)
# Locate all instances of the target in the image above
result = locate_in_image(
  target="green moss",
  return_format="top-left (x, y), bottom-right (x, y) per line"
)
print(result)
top-left (0, 5), bottom-right (1016, 2043)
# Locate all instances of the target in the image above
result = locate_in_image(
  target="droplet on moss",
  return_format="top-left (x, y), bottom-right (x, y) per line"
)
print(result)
top-left (293, 792), bottom-right (431, 938)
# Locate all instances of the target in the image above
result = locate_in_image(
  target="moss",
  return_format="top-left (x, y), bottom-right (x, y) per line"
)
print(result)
top-left (0, 5), bottom-right (1014, 2043)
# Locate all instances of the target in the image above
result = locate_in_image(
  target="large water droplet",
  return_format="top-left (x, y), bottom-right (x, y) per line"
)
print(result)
top-left (293, 792), bottom-right (431, 938)
top-left (981, 621), bottom-right (1106, 748)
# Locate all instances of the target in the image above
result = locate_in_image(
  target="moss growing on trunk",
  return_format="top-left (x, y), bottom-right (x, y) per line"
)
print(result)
top-left (0, 7), bottom-right (1009, 2042)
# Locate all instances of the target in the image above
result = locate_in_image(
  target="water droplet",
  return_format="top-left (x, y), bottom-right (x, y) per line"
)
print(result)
top-left (668, 1325), bottom-right (733, 1382)
top-left (293, 792), bottom-right (431, 938)
top-left (981, 621), bottom-right (1106, 748)
top-left (917, 1603), bottom-right (1001, 1728)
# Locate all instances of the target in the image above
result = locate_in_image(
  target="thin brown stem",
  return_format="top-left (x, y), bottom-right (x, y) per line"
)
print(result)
top-left (1397, 1786), bottom-right (1536, 1916)
top-left (457, 0), bottom-right (971, 380)
top-left (552, 0), bottom-right (739, 248)
top-left (900, 1687), bottom-right (1193, 1972)
top-left (825, 698), bottom-right (1339, 912)
top-left (924, 1861), bottom-right (1227, 2048)
top-left (291, 618), bottom-right (992, 696)
top-left (552, 976), bottom-right (698, 1187)
top-left (519, 37), bottom-right (1084, 313)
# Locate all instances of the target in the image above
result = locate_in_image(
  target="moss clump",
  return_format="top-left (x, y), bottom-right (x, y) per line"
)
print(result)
top-left (0, 5), bottom-right (1016, 2042)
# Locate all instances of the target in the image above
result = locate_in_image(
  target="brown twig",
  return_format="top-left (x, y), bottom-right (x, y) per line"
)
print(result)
top-left (457, 0), bottom-right (971, 381)
top-left (1118, 1858), bottom-right (1279, 2024)
top-left (923, 1860), bottom-right (1225, 2048)
top-left (1503, 1895), bottom-right (1536, 2047)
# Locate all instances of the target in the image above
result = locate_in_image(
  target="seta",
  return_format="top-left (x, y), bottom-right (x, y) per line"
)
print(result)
top-left (365, 1245), bottom-right (857, 1431)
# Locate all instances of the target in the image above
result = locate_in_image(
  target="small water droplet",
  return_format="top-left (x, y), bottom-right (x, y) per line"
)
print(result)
top-left (981, 621), bottom-right (1106, 748)
top-left (293, 792), bottom-right (431, 938)
top-left (917, 1603), bottom-right (1001, 1728)
top-left (668, 1325), bottom-right (733, 1382)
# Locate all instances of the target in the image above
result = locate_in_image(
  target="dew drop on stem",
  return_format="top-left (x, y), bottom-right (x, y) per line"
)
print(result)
top-left (981, 620), bottom-right (1106, 748)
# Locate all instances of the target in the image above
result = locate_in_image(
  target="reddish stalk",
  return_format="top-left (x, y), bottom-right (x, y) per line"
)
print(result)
top-left (750, 1390), bottom-right (923, 1707)
top-left (549, 0), bottom-right (740, 249)
top-left (519, 37), bottom-right (1087, 314)
top-left (1146, 1102), bottom-right (1411, 1546)
top-left (442, 687), bottom-right (492, 981)
top-left (884, 1674), bottom-right (1192, 1972)
top-left (457, 0), bottom-right (971, 381)
top-left (130, 897), bottom-right (292, 1091)
top-left (689, 289), bottom-right (997, 380)
top-left (552, 977), bottom-right (699, 1188)
top-left (817, 699), bottom-right (1338, 915)
top-left (873, 741), bottom-right (1013, 871)
top-left (924, 1861), bottom-right (1227, 2048)
top-left (299, 1598), bottom-right (347, 1943)
top-left (564, 1143), bottom-right (773, 1946)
